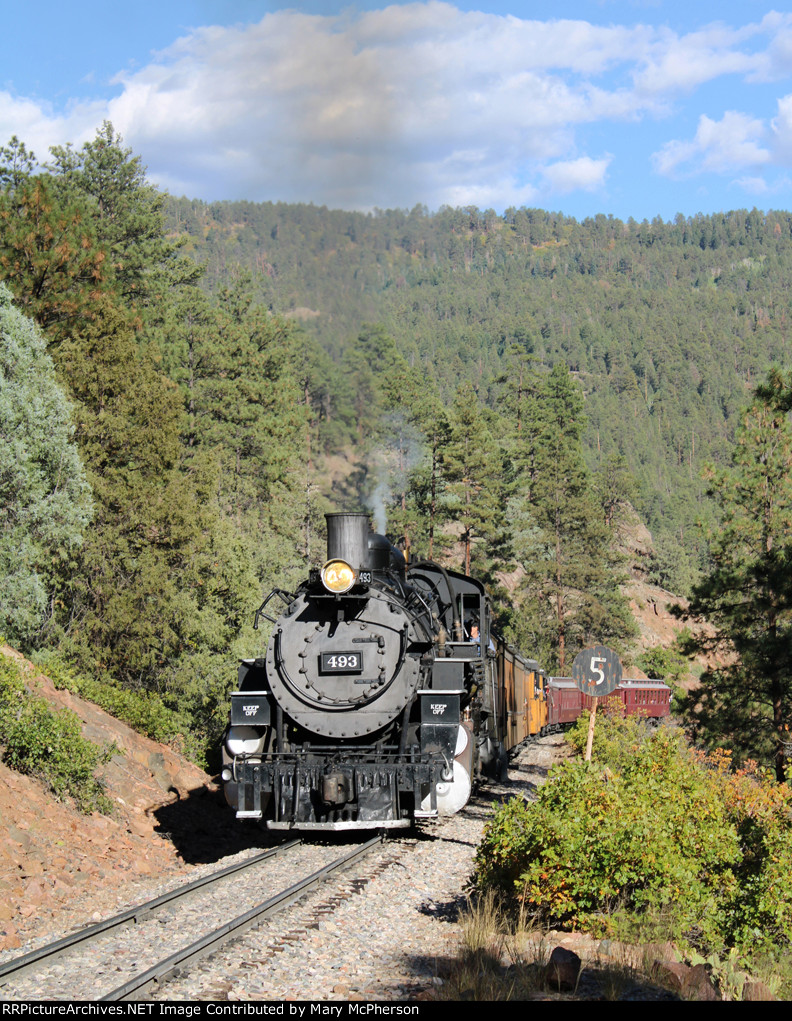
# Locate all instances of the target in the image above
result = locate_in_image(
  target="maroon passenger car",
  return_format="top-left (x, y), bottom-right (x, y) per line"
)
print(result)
top-left (546, 677), bottom-right (671, 729)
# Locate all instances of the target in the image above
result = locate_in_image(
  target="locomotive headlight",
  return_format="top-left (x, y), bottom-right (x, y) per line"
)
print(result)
top-left (320, 559), bottom-right (356, 594)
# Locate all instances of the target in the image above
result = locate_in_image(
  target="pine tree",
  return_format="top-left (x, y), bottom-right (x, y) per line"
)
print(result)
top-left (159, 277), bottom-right (308, 582)
top-left (0, 175), bottom-right (114, 342)
top-left (513, 364), bottom-right (635, 671)
top-left (442, 381), bottom-right (505, 576)
top-left (595, 453), bottom-right (637, 529)
top-left (55, 296), bottom-right (257, 693)
top-left (0, 133), bottom-right (260, 714)
top-left (678, 369), bottom-right (792, 780)
top-left (47, 122), bottom-right (200, 315)
top-left (493, 333), bottom-right (540, 443)
top-left (0, 135), bottom-right (37, 189)
top-left (0, 284), bottom-right (92, 645)
top-left (212, 280), bottom-right (307, 541)
top-left (400, 381), bottom-right (453, 560)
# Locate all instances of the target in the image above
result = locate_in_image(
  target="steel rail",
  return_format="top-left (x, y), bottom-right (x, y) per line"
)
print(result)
top-left (0, 840), bottom-right (301, 986)
top-left (101, 834), bottom-right (384, 1001)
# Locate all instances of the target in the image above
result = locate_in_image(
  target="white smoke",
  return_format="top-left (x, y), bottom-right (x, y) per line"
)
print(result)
top-left (369, 475), bottom-right (390, 535)
top-left (364, 412), bottom-right (425, 536)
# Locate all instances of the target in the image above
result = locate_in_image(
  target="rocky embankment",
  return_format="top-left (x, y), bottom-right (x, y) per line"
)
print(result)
top-left (0, 646), bottom-right (251, 952)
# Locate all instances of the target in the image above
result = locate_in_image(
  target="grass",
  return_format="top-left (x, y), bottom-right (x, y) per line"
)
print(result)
top-left (435, 892), bottom-right (792, 1000)
top-left (435, 891), bottom-right (548, 1000)
top-left (434, 892), bottom-right (696, 1001)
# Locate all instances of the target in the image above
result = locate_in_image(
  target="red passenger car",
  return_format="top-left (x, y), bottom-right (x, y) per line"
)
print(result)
top-left (546, 677), bottom-right (671, 729)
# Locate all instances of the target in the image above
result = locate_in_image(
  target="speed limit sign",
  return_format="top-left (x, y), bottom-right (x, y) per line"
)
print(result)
top-left (571, 645), bottom-right (622, 697)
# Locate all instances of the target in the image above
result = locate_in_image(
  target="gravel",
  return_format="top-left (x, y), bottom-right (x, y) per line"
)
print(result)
top-left (1, 734), bottom-right (568, 1002)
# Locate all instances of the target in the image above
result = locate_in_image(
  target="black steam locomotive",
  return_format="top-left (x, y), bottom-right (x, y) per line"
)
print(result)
top-left (221, 512), bottom-right (510, 830)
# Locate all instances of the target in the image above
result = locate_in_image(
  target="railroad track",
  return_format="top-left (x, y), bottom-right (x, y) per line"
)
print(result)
top-left (0, 836), bottom-right (385, 1001)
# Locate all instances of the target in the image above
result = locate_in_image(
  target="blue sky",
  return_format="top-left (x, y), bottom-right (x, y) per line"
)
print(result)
top-left (3, 1), bottom-right (792, 219)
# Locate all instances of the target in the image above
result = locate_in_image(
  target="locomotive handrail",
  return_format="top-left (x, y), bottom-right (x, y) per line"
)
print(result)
top-left (254, 588), bottom-right (296, 629)
top-left (409, 572), bottom-right (450, 619)
top-left (404, 584), bottom-right (435, 628)
top-left (407, 560), bottom-right (464, 640)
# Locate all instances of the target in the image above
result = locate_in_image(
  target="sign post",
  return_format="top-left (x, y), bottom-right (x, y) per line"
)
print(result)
top-left (571, 646), bottom-right (623, 761)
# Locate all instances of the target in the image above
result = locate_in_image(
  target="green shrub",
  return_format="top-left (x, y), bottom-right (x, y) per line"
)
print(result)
top-left (473, 713), bottom-right (792, 979)
top-left (0, 653), bottom-right (113, 813)
top-left (564, 700), bottom-right (656, 765)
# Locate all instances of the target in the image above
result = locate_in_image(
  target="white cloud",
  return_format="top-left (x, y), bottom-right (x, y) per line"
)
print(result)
top-left (652, 91), bottom-right (792, 200)
top-left (0, 91), bottom-right (102, 162)
top-left (634, 22), bottom-right (761, 96)
top-left (542, 156), bottom-right (611, 194)
top-left (4, 3), bottom-right (792, 210)
top-left (735, 175), bottom-right (769, 194)
top-left (771, 94), bottom-right (792, 162)
top-left (653, 111), bottom-right (771, 177)
top-left (96, 4), bottom-right (667, 207)
top-left (746, 12), bottom-right (792, 82)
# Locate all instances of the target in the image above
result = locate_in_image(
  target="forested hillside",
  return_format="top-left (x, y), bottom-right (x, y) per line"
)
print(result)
top-left (0, 128), bottom-right (326, 761)
top-left (3, 123), bottom-right (792, 773)
top-left (167, 198), bottom-right (792, 593)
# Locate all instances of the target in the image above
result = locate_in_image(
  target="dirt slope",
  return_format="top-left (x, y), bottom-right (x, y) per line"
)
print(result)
top-left (0, 646), bottom-right (248, 952)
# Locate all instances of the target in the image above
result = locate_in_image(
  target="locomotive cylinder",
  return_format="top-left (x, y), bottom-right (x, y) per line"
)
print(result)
top-left (326, 512), bottom-right (370, 569)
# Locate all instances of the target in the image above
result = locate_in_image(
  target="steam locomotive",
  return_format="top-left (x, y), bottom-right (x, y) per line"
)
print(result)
top-left (220, 511), bottom-right (669, 831)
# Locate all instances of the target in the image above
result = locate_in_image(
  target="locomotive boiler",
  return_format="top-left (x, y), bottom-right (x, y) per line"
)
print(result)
top-left (221, 512), bottom-right (508, 830)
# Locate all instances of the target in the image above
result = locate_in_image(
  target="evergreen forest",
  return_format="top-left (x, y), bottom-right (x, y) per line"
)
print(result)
top-left (167, 193), bottom-right (792, 593)
top-left (3, 124), bottom-right (792, 775)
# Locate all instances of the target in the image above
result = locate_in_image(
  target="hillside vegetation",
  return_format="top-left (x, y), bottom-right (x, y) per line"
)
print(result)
top-left (2, 124), bottom-right (792, 780)
top-left (167, 198), bottom-right (792, 592)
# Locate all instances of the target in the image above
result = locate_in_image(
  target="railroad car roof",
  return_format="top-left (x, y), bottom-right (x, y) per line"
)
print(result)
top-left (548, 676), bottom-right (671, 690)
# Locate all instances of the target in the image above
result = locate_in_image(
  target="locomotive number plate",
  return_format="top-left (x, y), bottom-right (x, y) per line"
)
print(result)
top-left (320, 652), bottom-right (363, 673)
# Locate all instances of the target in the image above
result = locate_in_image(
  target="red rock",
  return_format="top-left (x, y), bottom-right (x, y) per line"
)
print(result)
top-left (653, 961), bottom-right (719, 1000)
top-left (23, 877), bottom-right (48, 901)
top-left (0, 645), bottom-right (224, 949)
top-left (743, 979), bottom-right (776, 1001)
top-left (126, 816), bottom-right (153, 838)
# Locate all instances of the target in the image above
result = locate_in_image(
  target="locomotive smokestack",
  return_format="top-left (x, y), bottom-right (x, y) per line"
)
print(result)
top-left (326, 512), bottom-right (370, 570)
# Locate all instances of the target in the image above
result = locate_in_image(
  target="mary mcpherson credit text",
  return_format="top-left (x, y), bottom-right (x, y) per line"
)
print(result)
top-left (1, 1007), bottom-right (422, 1018)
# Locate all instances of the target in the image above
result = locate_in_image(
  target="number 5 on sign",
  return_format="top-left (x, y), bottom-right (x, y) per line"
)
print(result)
top-left (571, 646), bottom-right (623, 761)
